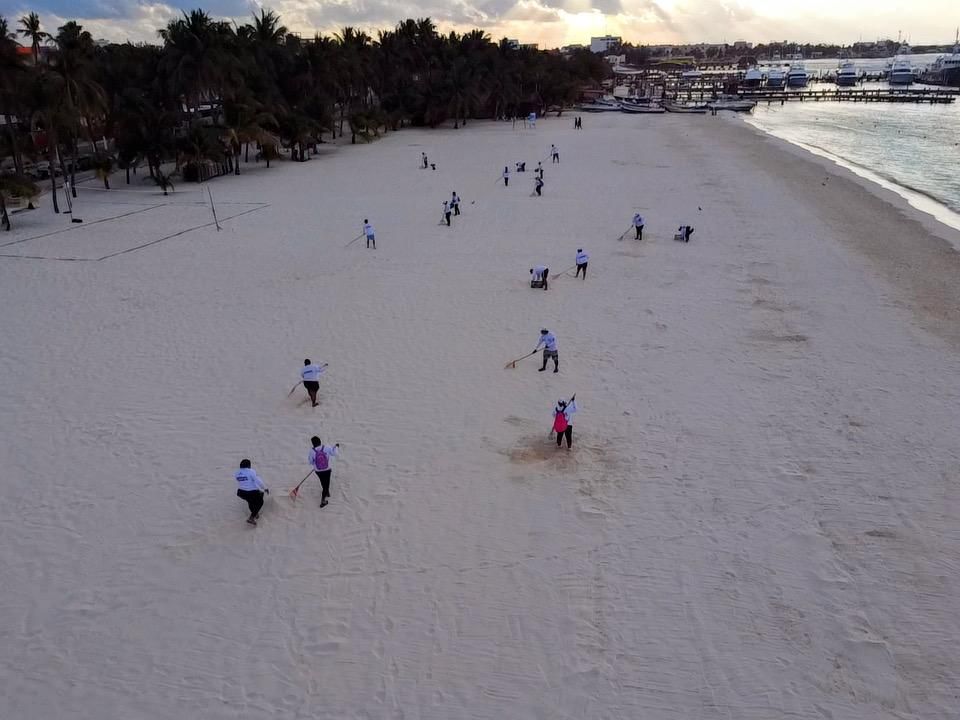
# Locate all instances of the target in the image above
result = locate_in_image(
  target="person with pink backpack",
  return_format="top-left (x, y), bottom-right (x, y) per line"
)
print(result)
top-left (552, 395), bottom-right (578, 450)
top-left (308, 436), bottom-right (340, 507)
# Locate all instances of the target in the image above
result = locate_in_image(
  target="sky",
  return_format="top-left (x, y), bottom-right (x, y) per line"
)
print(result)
top-left (4, 0), bottom-right (957, 48)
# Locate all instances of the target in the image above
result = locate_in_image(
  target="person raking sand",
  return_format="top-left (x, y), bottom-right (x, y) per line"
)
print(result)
top-left (552, 395), bottom-right (578, 450)
top-left (234, 459), bottom-right (269, 525)
top-left (298, 358), bottom-right (327, 407)
top-left (535, 328), bottom-right (559, 373)
top-left (308, 436), bottom-right (340, 508)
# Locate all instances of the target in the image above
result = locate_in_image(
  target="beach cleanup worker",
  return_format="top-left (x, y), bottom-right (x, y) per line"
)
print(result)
top-left (442, 200), bottom-right (452, 226)
top-left (529, 265), bottom-right (549, 290)
top-left (535, 328), bottom-right (559, 373)
top-left (553, 395), bottom-right (578, 450)
top-left (515, 162), bottom-right (525, 173)
top-left (575, 248), bottom-right (589, 279)
top-left (363, 219), bottom-right (376, 249)
top-left (633, 212), bottom-right (645, 240)
top-left (301, 358), bottom-right (326, 407)
top-left (551, 144), bottom-right (559, 164)
top-left (536, 162), bottom-right (543, 179)
top-left (503, 166), bottom-right (510, 187)
top-left (309, 436), bottom-right (340, 508)
top-left (535, 175), bottom-right (544, 196)
top-left (452, 191), bottom-right (461, 216)
top-left (679, 225), bottom-right (695, 242)
top-left (421, 152), bottom-right (428, 168)
top-left (235, 459), bottom-right (269, 525)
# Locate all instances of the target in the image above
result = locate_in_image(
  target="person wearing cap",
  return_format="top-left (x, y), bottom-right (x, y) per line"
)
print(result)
top-left (575, 248), bottom-right (589, 279)
top-left (529, 265), bottom-right (549, 290)
top-left (300, 358), bottom-right (327, 407)
top-left (234, 459), bottom-right (269, 525)
top-left (633, 212), bottom-right (645, 240)
top-left (534, 328), bottom-right (559, 373)
top-left (552, 395), bottom-right (578, 449)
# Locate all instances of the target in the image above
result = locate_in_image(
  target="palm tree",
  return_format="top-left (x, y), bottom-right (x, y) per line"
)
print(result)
top-left (18, 12), bottom-right (48, 65)
top-left (52, 21), bottom-right (106, 195)
top-left (1, 15), bottom-right (27, 174)
top-left (22, 69), bottom-right (69, 213)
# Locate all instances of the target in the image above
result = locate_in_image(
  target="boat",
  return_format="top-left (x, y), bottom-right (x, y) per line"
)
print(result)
top-left (706, 97), bottom-right (757, 112)
top-left (920, 32), bottom-right (960, 86)
top-left (619, 96), bottom-right (654, 106)
top-left (742, 67), bottom-right (763, 88)
top-left (663, 101), bottom-right (708, 114)
top-left (888, 44), bottom-right (914, 85)
top-left (786, 62), bottom-right (808, 87)
top-left (766, 67), bottom-right (786, 88)
top-left (836, 60), bottom-right (859, 86)
top-left (619, 102), bottom-right (665, 114)
top-left (680, 69), bottom-right (703, 80)
top-left (575, 102), bottom-right (622, 113)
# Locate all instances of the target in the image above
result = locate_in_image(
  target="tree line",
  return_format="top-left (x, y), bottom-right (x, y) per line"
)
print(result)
top-left (0, 9), bottom-right (607, 228)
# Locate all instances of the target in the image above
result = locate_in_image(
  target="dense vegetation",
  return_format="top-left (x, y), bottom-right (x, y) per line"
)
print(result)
top-left (0, 9), bottom-right (607, 225)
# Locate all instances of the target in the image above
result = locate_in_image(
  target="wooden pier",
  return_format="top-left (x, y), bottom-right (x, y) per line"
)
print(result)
top-left (735, 88), bottom-right (956, 104)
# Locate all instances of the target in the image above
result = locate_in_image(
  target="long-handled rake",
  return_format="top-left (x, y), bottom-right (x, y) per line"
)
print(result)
top-left (289, 471), bottom-right (314, 500)
top-left (287, 381), bottom-right (302, 397)
top-left (504, 350), bottom-right (538, 369)
top-left (551, 264), bottom-right (577, 279)
top-left (343, 233), bottom-right (364, 248)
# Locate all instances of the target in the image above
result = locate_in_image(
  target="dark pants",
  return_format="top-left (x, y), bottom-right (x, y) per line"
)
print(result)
top-left (552, 154), bottom-right (559, 163)
top-left (445, 212), bottom-right (451, 226)
top-left (540, 350), bottom-right (558, 372)
top-left (635, 226), bottom-right (643, 240)
top-left (575, 262), bottom-right (587, 279)
top-left (504, 177), bottom-right (509, 186)
top-left (535, 185), bottom-right (542, 196)
top-left (315, 469), bottom-right (332, 503)
top-left (237, 489), bottom-right (264, 518)
top-left (453, 204), bottom-right (460, 216)
top-left (685, 228), bottom-right (694, 242)
top-left (556, 426), bottom-right (573, 448)
top-left (303, 380), bottom-right (319, 406)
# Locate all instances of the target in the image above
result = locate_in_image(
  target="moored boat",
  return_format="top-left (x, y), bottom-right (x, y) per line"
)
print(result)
top-left (888, 44), bottom-right (914, 85)
top-left (742, 67), bottom-right (763, 88)
top-left (836, 60), bottom-right (859, 86)
top-left (706, 97), bottom-right (757, 112)
top-left (786, 62), bottom-right (808, 87)
top-left (766, 67), bottom-right (786, 88)
top-left (663, 101), bottom-right (708, 114)
top-left (619, 102), bottom-right (665, 114)
top-left (920, 33), bottom-right (960, 86)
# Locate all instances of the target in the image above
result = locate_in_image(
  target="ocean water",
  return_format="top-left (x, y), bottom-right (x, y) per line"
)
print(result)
top-left (743, 56), bottom-right (960, 230)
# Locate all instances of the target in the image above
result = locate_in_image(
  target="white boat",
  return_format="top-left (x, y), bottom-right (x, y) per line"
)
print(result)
top-left (920, 32), bottom-right (960, 86)
top-left (707, 97), bottom-right (757, 112)
top-left (576, 102), bottom-right (622, 113)
top-left (766, 68), bottom-right (786, 88)
top-left (836, 60), bottom-right (859, 86)
top-left (619, 102), bottom-right (665, 114)
top-left (786, 62), bottom-right (808, 87)
top-left (663, 101), bottom-right (708, 114)
top-left (680, 69), bottom-right (703, 80)
top-left (889, 43), bottom-right (914, 85)
top-left (742, 67), bottom-right (763, 88)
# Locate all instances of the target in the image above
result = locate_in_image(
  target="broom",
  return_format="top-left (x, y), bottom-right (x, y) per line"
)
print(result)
top-left (504, 350), bottom-right (538, 369)
top-left (289, 471), bottom-right (314, 500)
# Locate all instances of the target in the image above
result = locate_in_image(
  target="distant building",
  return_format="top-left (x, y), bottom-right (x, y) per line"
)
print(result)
top-left (560, 44), bottom-right (585, 55)
top-left (520, 43), bottom-right (538, 50)
top-left (732, 40), bottom-right (752, 51)
top-left (603, 54), bottom-right (626, 66)
top-left (590, 35), bottom-right (621, 54)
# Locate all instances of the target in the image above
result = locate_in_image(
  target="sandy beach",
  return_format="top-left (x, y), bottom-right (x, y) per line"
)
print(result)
top-left (2, 112), bottom-right (960, 719)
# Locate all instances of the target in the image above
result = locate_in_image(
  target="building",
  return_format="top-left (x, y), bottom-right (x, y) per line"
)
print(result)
top-left (560, 44), bottom-right (586, 55)
top-left (603, 54), bottom-right (626, 66)
top-left (590, 36), bottom-right (621, 54)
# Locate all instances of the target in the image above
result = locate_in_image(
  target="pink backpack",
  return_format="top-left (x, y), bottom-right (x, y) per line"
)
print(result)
top-left (553, 410), bottom-right (568, 433)
top-left (313, 447), bottom-right (329, 471)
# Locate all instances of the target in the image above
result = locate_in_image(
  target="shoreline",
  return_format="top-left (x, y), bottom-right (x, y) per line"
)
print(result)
top-left (739, 113), bottom-right (960, 237)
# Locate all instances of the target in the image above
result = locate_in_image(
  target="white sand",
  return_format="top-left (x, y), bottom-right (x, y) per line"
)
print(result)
top-left (2, 113), bottom-right (960, 719)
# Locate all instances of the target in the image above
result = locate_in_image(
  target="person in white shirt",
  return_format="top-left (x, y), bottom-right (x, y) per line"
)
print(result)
top-left (551, 144), bottom-right (559, 164)
top-left (421, 152), bottom-right (428, 169)
top-left (529, 265), bottom-right (550, 291)
top-left (502, 166), bottom-right (510, 187)
top-left (535, 328), bottom-right (559, 373)
top-left (633, 213), bottom-right (645, 240)
top-left (235, 459), bottom-right (269, 525)
top-left (534, 175), bottom-right (543, 196)
top-left (300, 358), bottom-right (327, 407)
top-left (575, 248), bottom-right (589, 279)
top-left (309, 436), bottom-right (340, 507)
top-left (536, 162), bottom-right (543, 179)
top-left (363, 219), bottom-right (375, 249)
top-left (552, 395), bottom-right (578, 449)
top-left (442, 200), bottom-right (451, 226)
top-left (451, 191), bottom-right (461, 216)
top-left (679, 225), bottom-right (694, 242)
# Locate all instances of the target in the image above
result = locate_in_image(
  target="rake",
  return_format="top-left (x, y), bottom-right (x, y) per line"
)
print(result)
top-left (289, 471), bottom-right (314, 500)
top-left (504, 350), bottom-right (538, 369)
